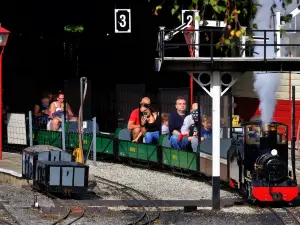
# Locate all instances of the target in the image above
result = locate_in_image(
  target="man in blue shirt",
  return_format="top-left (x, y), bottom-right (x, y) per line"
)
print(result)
top-left (169, 96), bottom-right (188, 149)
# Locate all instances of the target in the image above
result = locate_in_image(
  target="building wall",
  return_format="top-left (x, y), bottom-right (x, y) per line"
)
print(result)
top-left (232, 72), bottom-right (300, 140)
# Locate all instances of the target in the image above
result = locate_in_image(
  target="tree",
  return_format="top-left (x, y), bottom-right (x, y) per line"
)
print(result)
top-left (149, 0), bottom-right (294, 51)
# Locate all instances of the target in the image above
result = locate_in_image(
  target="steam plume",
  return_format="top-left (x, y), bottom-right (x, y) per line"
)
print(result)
top-left (253, 73), bottom-right (280, 125)
top-left (252, 0), bottom-right (283, 126)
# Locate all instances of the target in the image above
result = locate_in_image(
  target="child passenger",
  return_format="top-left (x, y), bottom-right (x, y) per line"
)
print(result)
top-left (161, 113), bottom-right (169, 135)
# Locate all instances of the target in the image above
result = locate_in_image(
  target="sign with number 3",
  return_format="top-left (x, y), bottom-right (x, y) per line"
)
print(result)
top-left (115, 9), bottom-right (131, 33)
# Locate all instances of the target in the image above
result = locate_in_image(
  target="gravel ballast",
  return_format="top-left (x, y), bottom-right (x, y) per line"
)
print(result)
top-left (0, 158), bottom-right (299, 224)
top-left (86, 160), bottom-right (256, 213)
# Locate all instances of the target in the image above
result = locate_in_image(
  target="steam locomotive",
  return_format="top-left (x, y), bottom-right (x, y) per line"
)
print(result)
top-left (229, 122), bottom-right (298, 202)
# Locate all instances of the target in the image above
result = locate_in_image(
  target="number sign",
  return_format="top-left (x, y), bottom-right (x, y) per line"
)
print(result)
top-left (114, 9), bottom-right (131, 33)
top-left (181, 10), bottom-right (195, 26)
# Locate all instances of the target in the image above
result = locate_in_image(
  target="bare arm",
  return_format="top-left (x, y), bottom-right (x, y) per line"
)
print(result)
top-left (66, 103), bottom-right (74, 117)
top-left (127, 121), bottom-right (140, 130)
top-left (33, 105), bottom-right (41, 118)
top-left (49, 103), bottom-right (56, 118)
top-left (172, 130), bottom-right (181, 135)
top-left (133, 131), bottom-right (143, 142)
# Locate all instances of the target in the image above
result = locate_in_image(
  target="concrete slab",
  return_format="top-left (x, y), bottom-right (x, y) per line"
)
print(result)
top-left (0, 152), bottom-right (22, 177)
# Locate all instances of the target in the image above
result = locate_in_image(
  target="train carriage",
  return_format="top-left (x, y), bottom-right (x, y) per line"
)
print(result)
top-left (31, 120), bottom-right (298, 203)
top-left (116, 128), bottom-right (160, 165)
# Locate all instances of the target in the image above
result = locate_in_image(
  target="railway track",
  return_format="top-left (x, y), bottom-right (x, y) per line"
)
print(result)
top-left (95, 175), bottom-right (165, 225)
top-left (268, 207), bottom-right (300, 225)
top-left (48, 192), bottom-right (86, 225)
top-left (0, 202), bottom-right (21, 225)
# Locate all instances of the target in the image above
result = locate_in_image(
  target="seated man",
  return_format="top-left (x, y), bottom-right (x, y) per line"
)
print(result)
top-left (169, 96), bottom-right (188, 149)
top-left (127, 97), bottom-right (151, 142)
top-left (181, 102), bottom-right (201, 135)
top-left (184, 113), bottom-right (212, 152)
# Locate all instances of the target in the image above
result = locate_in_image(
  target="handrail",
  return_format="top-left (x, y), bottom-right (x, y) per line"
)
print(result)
top-left (157, 28), bottom-right (300, 63)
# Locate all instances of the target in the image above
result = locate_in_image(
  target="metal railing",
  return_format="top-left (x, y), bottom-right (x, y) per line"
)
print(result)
top-left (157, 28), bottom-right (300, 62)
top-left (4, 111), bottom-right (99, 165)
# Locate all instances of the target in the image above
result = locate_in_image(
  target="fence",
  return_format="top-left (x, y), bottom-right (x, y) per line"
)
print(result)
top-left (4, 111), bottom-right (99, 165)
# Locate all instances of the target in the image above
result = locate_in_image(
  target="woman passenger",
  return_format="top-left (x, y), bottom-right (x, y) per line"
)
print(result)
top-left (47, 91), bottom-right (76, 131)
top-left (142, 106), bottom-right (161, 144)
top-left (132, 104), bottom-right (160, 144)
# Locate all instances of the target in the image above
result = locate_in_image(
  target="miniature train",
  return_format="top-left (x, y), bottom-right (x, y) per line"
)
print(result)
top-left (22, 145), bottom-right (89, 196)
top-left (33, 121), bottom-right (298, 202)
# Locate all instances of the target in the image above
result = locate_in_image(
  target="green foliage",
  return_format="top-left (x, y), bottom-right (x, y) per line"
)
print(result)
top-left (149, 0), bottom-right (295, 52)
top-left (64, 25), bottom-right (84, 33)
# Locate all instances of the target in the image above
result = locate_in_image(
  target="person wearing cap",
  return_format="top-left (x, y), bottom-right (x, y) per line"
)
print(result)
top-left (188, 109), bottom-right (201, 152)
top-left (186, 114), bottom-right (212, 152)
top-left (127, 97), bottom-right (151, 142)
top-left (180, 103), bottom-right (201, 136)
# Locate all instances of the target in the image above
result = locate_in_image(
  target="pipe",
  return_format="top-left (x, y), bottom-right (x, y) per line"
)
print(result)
top-left (291, 85), bottom-right (296, 181)
top-left (289, 71), bottom-right (292, 139)
top-left (229, 92), bottom-right (233, 138)
top-left (0, 48), bottom-right (3, 160)
top-left (190, 75), bottom-right (194, 105)
top-left (197, 91), bottom-right (202, 143)
top-left (78, 77), bottom-right (88, 164)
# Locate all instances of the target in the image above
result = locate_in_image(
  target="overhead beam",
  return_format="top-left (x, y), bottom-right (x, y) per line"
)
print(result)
top-left (289, 7), bottom-right (300, 18)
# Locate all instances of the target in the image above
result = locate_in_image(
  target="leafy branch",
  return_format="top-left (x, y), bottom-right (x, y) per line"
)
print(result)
top-left (64, 25), bottom-right (84, 33)
top-left (149, 0), bottom-right (295, 53)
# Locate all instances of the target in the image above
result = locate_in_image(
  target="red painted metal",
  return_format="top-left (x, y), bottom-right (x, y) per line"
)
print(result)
top-left (0, 49), bottom-right (3, 160)
top-left (184, 25), bottom-right (195, 107)
top-left (0, 26), bottom-right (10, 47)
top-left (252, 186), bottom-right (298, 202)
top-left (190, 75), bottom-right (193, 105)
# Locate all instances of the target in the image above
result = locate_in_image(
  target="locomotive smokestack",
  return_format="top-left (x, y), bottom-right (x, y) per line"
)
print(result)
top-left (260, 124), bottom-right (277, 152)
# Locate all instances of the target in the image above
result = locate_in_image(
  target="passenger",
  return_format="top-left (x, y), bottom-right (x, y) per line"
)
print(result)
top-left (161, 113), bottom-right (169, 135)
top-left (187, 109), bottom-right (200, 152)
top-left (47, 91), bottom-right (76, 131)
top-left (201, 115), bottom-right (212, 139)
top-left (128, 97), bottom-right (151, 142)
top-left (33, 94), bottom-right (51, 128)
top-left (181, 103), bottom-right (201, 136)
top-left (42, 90), bottom-right (53, 103)
top-left (140, 105), bottom-right (161, 144)
top-left (186, 114), bottom-right (212, 152)
top-left (169, 96), bottom-right (188, 149)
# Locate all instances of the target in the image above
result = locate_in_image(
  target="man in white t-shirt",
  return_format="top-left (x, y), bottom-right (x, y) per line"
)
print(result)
top-left (181, 103), bottom-right (201, 135)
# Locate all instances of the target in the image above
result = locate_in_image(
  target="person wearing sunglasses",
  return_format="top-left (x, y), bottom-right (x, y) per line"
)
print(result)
top-left (128, 97), bottom-right (151, 142)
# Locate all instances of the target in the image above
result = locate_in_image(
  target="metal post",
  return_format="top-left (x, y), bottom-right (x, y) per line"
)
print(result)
top-left (241, 36), bottom-right (246, 57)
top-left (0, 50), bottom-right (3, 160)
top-left (212, 71), bottom-right (221, 210)
top-left (194, 10), bottom-right (200, 58)
top-left (80, 78), bottom-right (84, 126)
top-left (159, 26), bottom-right (165, 59)
top-left (228, 93), bottom-right (233, 138)
top-left (276, 11), bottom-right (281, 57)
top-left (291, 86), bottom-right (296, 181)
top-left (61, 114), bottom-right (66, 151)
top-left (93, 117), bottom-right (97, 166)
top-left (29, 111), bottom-right (33, 146)
top-left (190, 10), bottom-right (200, 106)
